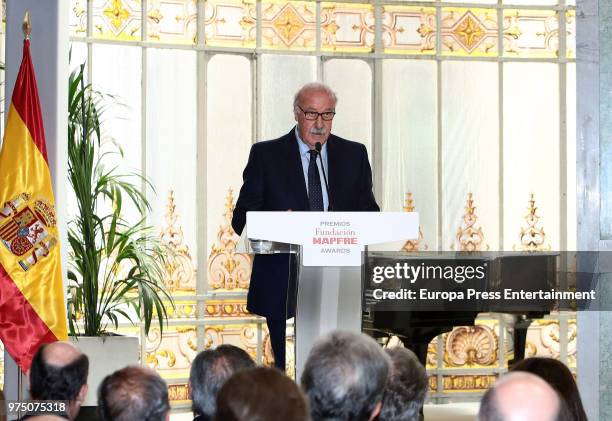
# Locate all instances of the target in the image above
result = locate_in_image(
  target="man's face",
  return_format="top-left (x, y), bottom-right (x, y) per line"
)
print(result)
top-left (294, 89), bottom-right (336, 149)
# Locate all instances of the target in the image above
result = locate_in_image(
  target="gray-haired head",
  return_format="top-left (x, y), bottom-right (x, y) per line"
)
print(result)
top-left (98, 366), bottom-right (169, 421)
top-left (190, 344), bottom-right (255, 418)
top-left (293, 82), bottom-right (338, 111)
top-left (300, 330), bottom-right (390, 421)
top-left (379, 347), bottom-right (428, 421)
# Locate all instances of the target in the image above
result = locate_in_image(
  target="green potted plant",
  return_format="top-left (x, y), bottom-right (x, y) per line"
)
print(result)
top-left (66, 61), bottom-right (174, 406)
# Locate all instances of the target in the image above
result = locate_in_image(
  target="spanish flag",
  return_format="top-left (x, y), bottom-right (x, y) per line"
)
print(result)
top-left (0, 39), bottom-right (67, 371)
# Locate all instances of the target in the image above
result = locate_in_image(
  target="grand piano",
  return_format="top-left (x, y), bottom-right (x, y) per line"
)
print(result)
top-left (362, 252), bottom-right (559, 367)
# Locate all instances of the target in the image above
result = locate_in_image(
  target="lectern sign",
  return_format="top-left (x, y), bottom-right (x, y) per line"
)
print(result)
top-left (247, 212), bottom-right (419, 266)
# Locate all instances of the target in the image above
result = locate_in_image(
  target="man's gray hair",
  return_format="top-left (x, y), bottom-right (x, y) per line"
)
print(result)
top-left (300, 330), bottom-right (390, 421)
top-left (379, 347), bottom-right (428, 421)
top-left (190, 344), bottom-right (255, 418)
top-left (293, 82), bottom-right (338, 109)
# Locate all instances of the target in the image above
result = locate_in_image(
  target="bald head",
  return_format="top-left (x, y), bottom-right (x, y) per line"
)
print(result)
top-left (479, 372), bottom-right (567, 421)
top-left (43, 341), bottom-right (83, 367)
top-left (29, 341), bottom-right (89, 420)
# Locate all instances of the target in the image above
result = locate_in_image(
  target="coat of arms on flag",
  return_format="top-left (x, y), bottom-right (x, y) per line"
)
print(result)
top-left (0, 192), bottom-right (58, 271)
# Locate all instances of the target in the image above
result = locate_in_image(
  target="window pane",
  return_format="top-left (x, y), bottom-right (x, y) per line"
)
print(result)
top-left (146, 49), bottom-right (198, 287)
top-left (321, 3), bottom-right (375, 52)
top-left (441, 8), bottom-right (498, 57)
top-left (260, 1), bottom-right (316, 50)
top-left (69, 41), bottom-right (88, 75)
top-left (92, 44), bottom-right (142, 223)
top-left (147, 0), bottom-right (197, 44)
top-left (206, 55), bottom-right (252, 261)
top-left (382, 6), bottom-right (436, 55)
top-left (93, 0), bottom-right (142, 40)
top-left (503, 63), bottom-right (559, 250)
top-left (503, 10), bottom-right (560, 58)
top-left (441, 61), bottom-right (499, 250)
top-left (204, 0), bottom-right (256, 48)
top-left (70, 0), bottom-right (87, 37)
top-left (382, 59), bottom-right (438, 249)
top-left (260, 54), bottom-right (317, 140)
top-left (324, 59), bottom-right (372, 154)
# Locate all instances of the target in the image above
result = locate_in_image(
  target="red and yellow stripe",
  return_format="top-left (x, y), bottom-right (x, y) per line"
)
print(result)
top-left (0, 40), bottom-right (67, 372)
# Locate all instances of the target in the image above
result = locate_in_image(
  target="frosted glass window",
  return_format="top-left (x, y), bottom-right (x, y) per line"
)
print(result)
top-left (503, 63), bottom-right (559, 251)
top-left (441, 61), bottom-right (499, 251)
top-left (146, 49), bottom-right (198, 274)
top-left (69, 42), bottom-right (88, 74)
top-left (92, 44), bottom-right (142, 223)
top-left (324, 59), bottom-right (372, 154)
top-left (260, 54), bottom-right (317, 140)
top-left (382, 59), bottom-right (438, 249)
top-left (206, 55), bottom-right (252, 259)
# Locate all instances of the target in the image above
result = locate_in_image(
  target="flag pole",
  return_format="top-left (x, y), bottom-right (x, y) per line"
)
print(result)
top-left (16, 9), bottom-right (31, 409)
top-left (15, 10), bottom-right (31, 409)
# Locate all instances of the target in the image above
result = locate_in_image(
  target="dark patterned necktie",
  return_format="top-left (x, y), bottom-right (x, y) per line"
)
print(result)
top-left (308, 150), bottom-right (324, 211)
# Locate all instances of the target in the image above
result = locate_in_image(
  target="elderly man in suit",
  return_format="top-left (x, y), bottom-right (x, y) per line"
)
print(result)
top-left (232, 82), bottom-right (379, 370)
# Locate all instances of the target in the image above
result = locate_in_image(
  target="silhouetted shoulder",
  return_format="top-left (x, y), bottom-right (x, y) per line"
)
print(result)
top-left (251, 132), bottom-right (294, 152)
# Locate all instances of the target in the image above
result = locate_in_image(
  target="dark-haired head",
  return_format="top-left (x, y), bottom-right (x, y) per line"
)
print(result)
top-left (215, 367), bottom-right (308, 421)
top-left (511, 357), bottom-right (587, 421)
top-left (29, 342), bottom-right (89, 420)
top-left (379, 347), bottom-right (428, 421)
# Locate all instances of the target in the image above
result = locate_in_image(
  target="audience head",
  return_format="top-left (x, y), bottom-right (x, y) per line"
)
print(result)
top-left (29, 341), bottom-right (89, 420)
top-left (98, 366), bottom-right (170, 421)
top-left (300, 330), bottom-right (390, 421)
top-left (379, 347), bottom-right (428, 421)
top-left (215, 367), bottom-right (308, 421)
top-left (479, 371), bottom-right (570, 421)
top-left (190, 344), bottom-right (255, 418)
top-left (511, 357), bottom-right (587, 421)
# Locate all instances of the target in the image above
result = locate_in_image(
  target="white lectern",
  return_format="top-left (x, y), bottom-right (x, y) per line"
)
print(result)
top-left (247, 211), bottom-right (418, 379)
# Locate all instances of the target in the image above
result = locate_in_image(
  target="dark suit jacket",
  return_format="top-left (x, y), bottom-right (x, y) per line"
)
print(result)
top-left (231, 129), bottom-right (379, 319)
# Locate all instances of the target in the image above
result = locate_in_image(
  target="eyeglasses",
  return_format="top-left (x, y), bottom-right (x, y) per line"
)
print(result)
top-left (297, 105), bottom-right (336, 121)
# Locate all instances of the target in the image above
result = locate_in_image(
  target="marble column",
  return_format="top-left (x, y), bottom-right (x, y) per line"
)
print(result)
top-left (577, 0), bottom-right (612, 418)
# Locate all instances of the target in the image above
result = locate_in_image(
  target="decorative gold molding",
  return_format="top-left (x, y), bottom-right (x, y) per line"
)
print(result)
top-left (103, 0), bottom-right (130, 31)
top-left (401, 192), bottom-right (428, 252)
top-left (146, 349), bottom-right (177, 369)
top-left (514, 193), bottom-right (551, 251)
top-left (208, 188), bottom-right (252, 290)
top-left (444, 325), bottom-right (498, 367)
top-left (453, 193), bottom-right (489, 251)
top-left (205, 299), bottom-right (250, 317)
top-left (442, 374), bottom-right (497, 391)
top-left (160, 190), bottom-right (196, 292)
top-left (168, 383), bottom-right (190, 402)
top-left (428, 375), bottom-right (437, 391)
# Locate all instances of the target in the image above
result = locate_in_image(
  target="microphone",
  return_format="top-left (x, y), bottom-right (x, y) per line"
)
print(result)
top-left (315, 142), bottom-right (333, 211)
